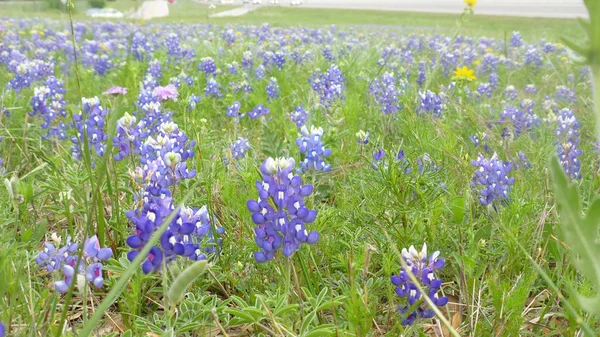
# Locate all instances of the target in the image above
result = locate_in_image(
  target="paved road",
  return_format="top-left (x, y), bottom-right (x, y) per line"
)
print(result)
top-left (210, 4), bottom-right (258, 17)
top-left (277, 0), bottom-right (588, 18)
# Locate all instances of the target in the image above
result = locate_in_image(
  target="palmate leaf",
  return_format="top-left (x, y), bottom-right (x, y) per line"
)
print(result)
top-left (261, 125), bottom-right (284, 158)
top-left (550, 157), bottom-right (600, 316)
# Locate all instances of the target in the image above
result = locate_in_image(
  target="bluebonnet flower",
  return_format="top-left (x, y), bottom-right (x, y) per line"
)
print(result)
top-left (516, 151), bottom-right (531, 169)
top-left (391, 243), bottom-right (448, 326)
top-left (273, 51), bottom-right (286, 69)
top-left (476, 82), bottom-right (493, 99)
top-left (555, 85), bottom-right (577, 104)
top-left (417, 90), bottom-right (444, 118)
top-left (524, 48), bottom-right (542, 67)
top-left (71, 97), bottom-right (109, 160)
top-left (356, 130), bottom-right (369, 145)
top-left (230, 137), bottom-right (250, 159)
top-left (555, 108), bottom-right (582, 179)
top-left (29, 77), bottom-right (69, 140)
top-left (131, 33), bottom-right (154, 62)
top-left (199, 57), bottom-right (217, 76)
top-left (471, 153), bottom-right (515, 206)
top-left (417, 61), bottom-right (426, 87)
top-left (489, 72), bottom-right (499, 89)
top-left (7, 59), bottom-right (54, 92)
top-left (242, 51), bottom-right (253, 70)
top-left (322, 45), bottom-right (335, 61)
top-left (524, 84), bottom-right (538, 94)
top-left (500, 103), bottom-right (540, 138)
top-left (369, 72), bottom-right (401, 115)
top-left (246, 157), bottom-right (319, 262)
top-left (147, 59), bottom-right (162, 81)
top-left (0, 322), bottom-right (4, 337)
top-left (113, 112), bottom-right (147, 161)
top-left (248, 104), bottom-right (270, 119)
top-left (36, 234), bottom-right (112, 293)
top-left (309, 64), bottom-right (346, 108)
top-left (290, 106), bottom-right (308, 128)
top-left (205, 78), bottom-right (222, 98)
top-left (255, 65), bottom-right (266, 80)
top-left (227, 101), bottom-right (245, 120)
top-left (187, 94), bottom-right (201, 111)
top-left (296, 125), bottom-right (332, 172)
top-left (511, 31), bottom-right (523, 48)
top-left (266, 77), bottom-right (280, 101)
top-left (481, 53), bottom-right (498, 73)
top-left (504, 85), bottom-right (518, 101)
top-left (372, 148), bottom-right (386, 168)
top-left (226, 62), bottom-right (238, 75)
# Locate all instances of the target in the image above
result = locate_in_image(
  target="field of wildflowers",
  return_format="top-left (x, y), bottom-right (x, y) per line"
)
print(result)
top-left (1, 1), bottom-right (600, 336)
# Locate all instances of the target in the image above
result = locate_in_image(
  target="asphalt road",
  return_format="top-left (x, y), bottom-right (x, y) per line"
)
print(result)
top-left (277, 0), bottom-right (588, 18)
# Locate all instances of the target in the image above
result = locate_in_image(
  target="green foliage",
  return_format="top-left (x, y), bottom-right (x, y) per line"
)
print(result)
top-left (168, 260), bottom-right (209, 305)
top-left (550, 157), bottom-right (600, 316)
top-left (88, 0), bottom-right (106, 8)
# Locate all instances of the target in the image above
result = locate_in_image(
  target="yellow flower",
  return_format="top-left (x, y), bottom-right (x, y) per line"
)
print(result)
top-left (472, 59), bottom-right (481, 66)
top-left (464, 0), bottom-right (476, 7)
top-left (452, 66), bottom-right (476, 81)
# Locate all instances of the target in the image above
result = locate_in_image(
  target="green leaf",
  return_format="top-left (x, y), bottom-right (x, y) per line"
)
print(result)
top-left (302, 324), bottom-right (336, 337)
top-left (167, 260), bottom-right (209, 305)
top-left (261, 125), bottom-right (284, 158)
top-left (225, 308), bottom-right (257, 324)
top-left (550, 157), bottom-right (600, 316)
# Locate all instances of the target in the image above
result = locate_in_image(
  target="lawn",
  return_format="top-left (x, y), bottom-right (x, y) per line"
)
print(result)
top-left (0, 1), bottom-right (598, 337)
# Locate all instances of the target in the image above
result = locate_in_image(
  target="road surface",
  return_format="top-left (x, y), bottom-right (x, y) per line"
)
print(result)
top-left (279, 0), bottom-right (588, 18)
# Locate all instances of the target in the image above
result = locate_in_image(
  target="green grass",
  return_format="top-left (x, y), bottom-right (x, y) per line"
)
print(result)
top-left (0, 4), bottom-right (598, 337)
top-left (0, 0), bottom-right (585, 41)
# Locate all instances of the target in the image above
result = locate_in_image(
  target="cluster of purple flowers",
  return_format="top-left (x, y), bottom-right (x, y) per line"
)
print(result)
top-left (230, 137), bottom-right (250, 159)
top-left (417, 90), bottom-right (444, 118)
top-left (471, 153), bottom-right (515, 206)
top-left (36, 235), bottom-right (113, 293)
top-left (71, 97), bottom-right (109, 160)
top-left (555, 108), bottom-right (582, 179)
top-left (499, 103), bottom-right (540, 138)
top-left (7, 58), bottom-right (54, 92)
top-left (248, 104), bottom-right (270, 119)
top-left (309, 64), bottom-right (346, 108)
top-left (246, 157), bottom-right (319, 262)
top-left (290, 106), bottom-right (308, 128)
top-left (266, 77), bottom-right (280, 101)
top-left (29, 76), bottom-right (69, 140)
top-left (391, 244), bottom-right (448, 326)
top-left (369, 72), bottom-right (402, 115)
top-left (296, 125), bottom-right (332, 172)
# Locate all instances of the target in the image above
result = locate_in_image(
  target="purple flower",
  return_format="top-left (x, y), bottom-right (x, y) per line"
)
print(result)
top-left (369, 72), bottom-right (402, 115)
top-left (103, 86), bottom-right (128, 96)
top-left (153, 84), bottom-right (178, 102)
top-left (290, 106), bottom-right (308, 128)
top-left (471, 153), bottom-right (515, 206)
top-left (309, 64), bottom-right (346, 108)
top-left (230, 137), bottom-right (250, 159)
top-left (37, 234), bottom-right (112, 293)
top-left (296, 126), bottom-right (332, 172)
top-left (555, 108), bottom-right (582, 179)
top-left (247, 157), bottom-right (319, 263)
top-left (391, 243), bottom-right (448, 326)
top-left (511, 31), bottom-right (523, 48)
top-left (71, 97), bottom-right (109, 160)
top-left (417, 90), bottom-right (444, 118)
top-left (248, 104), bottom-right (270, 119)
top-left (266, 77), bottom-right (280, 102)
